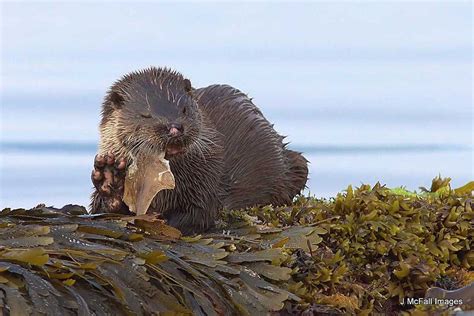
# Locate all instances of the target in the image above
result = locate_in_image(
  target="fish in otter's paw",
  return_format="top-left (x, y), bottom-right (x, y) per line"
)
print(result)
top-left (90, 67), bottom-right (309, 234)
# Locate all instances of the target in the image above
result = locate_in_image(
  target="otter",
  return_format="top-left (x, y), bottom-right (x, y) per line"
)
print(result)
top-left (90, 67), bottom-right (308, 234)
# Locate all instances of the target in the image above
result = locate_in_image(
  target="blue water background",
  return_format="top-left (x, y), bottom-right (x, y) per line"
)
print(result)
top-left (1, 2), bottom-right (472, 208)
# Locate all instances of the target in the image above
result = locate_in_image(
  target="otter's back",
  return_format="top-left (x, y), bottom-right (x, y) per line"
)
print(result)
top-left (194, 85), bottom-right (305, 209)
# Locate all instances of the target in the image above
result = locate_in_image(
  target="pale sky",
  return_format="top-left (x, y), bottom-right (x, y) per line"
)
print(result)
top-left (1, 1), bottom-right (472, 145)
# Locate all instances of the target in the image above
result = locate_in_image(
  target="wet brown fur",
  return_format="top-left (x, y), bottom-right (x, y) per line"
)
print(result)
top-left (91, 67), bottom-right (308, 234)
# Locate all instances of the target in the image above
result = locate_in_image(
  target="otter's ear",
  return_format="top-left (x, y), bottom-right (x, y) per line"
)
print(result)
top-left (183, 79), bottom-right (192, 94)
top-left (109, 91), bottom-right (125, 108)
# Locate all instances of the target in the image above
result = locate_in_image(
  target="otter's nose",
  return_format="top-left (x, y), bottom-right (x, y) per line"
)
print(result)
top-left (168, 123), bottom-right (184, 136)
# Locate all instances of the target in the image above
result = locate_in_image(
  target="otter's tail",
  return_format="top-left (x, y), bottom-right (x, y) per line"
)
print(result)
top-left (284, 149), bottom-right (309, 198)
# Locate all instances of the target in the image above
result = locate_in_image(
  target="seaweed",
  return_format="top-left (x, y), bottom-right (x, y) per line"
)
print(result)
top-left (0, 176), bottom-right (472, 315)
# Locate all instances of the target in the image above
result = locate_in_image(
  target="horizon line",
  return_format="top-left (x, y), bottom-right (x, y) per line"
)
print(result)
top-left (0, 141), bottom-right (471, 155)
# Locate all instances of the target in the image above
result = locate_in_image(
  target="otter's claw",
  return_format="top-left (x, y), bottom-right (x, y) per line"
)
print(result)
top-left (91, 153), bottom-right (127, 213)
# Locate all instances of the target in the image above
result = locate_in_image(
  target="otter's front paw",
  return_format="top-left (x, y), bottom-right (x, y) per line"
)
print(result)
top-left (91, 152), bottom-right (128, 213)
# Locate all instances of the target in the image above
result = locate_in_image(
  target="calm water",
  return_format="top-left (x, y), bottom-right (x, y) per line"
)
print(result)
top-left (1, 2), bottom-right (472, 208)
top-left (0, 143), bottom-right (471, 209)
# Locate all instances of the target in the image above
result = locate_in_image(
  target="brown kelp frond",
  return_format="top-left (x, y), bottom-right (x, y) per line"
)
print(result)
top-left (0, 176), bottom-right (473, 315)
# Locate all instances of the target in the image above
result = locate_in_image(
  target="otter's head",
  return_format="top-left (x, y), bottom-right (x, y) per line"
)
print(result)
top-left (100, 67), bottom-right (202, 159)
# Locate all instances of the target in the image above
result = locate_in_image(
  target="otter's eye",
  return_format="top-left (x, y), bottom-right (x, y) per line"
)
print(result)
top-left (140, 113), bottom-right (152, 118)
top-left (182, 107), bottom-right (187, 115)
